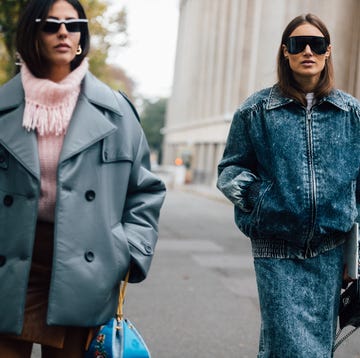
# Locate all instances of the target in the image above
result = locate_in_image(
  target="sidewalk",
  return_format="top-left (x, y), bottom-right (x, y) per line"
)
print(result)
top-left (153, 165), bottom-right (227, 203)
top-left (179, 183), bottom-right (228, 203)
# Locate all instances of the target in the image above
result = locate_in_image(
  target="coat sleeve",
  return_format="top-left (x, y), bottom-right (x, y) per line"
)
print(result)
top-left (122, 130), bottom-right (166, 283)
top-left (217, 108), bottom-right (260, 212)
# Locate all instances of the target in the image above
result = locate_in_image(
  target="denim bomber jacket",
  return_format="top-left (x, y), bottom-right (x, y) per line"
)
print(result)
top-left (217, 84), bottom-right (360, 259)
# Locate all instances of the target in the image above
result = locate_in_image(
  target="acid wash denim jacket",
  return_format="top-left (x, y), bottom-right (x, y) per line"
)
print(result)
top-left (217, 84), bottom-right (360, 259)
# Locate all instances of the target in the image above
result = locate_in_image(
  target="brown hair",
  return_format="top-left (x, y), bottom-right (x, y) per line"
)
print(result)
top-left (16, 0), bottom-right (90, 78)
top-left (277, 13), bottom-right (334, 105)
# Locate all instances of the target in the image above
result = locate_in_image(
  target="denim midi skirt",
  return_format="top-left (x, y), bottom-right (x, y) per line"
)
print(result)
top-left (254, 245), bottom-right (343, 358)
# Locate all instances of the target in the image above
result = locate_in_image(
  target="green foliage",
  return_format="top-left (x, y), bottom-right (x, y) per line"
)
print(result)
top-left (0, 0), bottom-right (28, 77)
top-left (141, 98), bottom-right (167, 157)
top-left (0, 39), bottom-right (9, 83)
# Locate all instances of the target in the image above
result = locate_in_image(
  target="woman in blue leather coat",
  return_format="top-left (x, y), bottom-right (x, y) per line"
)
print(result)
top-left (217, 13), bottom-right (360, 358)
top-left (0, 0), bottom-right (165, 356)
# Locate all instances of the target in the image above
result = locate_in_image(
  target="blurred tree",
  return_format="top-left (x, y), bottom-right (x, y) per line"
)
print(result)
top-left (0, 0), bottom-right (133, 95)
top-left (0, 39), bottom-right (9, 84)
top-left (0, 0), bottom-right (27, 77)
top-left (84, 0), bottom-right (129, 89)
top-left (104, 65), bottom-right (137, 101)
top-left (141, 98), bottom-right (167, 164)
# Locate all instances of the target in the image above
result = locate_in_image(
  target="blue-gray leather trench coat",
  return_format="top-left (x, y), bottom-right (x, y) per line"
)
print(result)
top-left (0, 72), bottom-right (166, 334)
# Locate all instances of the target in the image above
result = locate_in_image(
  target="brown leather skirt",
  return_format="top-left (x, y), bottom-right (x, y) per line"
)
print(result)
top-left (5, 221), bottom-right (92, 349)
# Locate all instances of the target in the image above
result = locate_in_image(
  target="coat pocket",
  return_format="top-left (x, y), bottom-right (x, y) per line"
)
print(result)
top-left (254, 181), bottom-right (273, 222)
top-left (111, 222), bottom-right (131, 266)
top-left (248, 181), bottom-right (273, 237)
top-left (236, 181), bottom-right (273, 238)
top-left (102, 135), bottom-right (133, 163)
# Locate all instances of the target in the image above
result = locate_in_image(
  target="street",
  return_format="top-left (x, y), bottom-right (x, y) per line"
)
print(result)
top-left (32, 188), bottom-right (360, 357)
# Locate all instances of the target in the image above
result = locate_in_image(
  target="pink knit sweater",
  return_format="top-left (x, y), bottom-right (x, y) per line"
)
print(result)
top-left (21, 60), bottom-right (88, 222)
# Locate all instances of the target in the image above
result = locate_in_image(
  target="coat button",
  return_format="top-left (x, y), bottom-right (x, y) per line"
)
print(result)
top-left (84, 251), bottom-right (95, 262)
top-left (85, 190), bottom-right (96, 201)
top-left (144, 245), bottom-right (152, 254)
top-left (0, 255), bottom-right (6, 267)
top-left (3, 195), bottom-right (13, 207)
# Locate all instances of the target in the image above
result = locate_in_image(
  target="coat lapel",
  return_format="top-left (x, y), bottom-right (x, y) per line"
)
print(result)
top-left (59, 94), bottom-right (117, 162)
top-left (0, 72), bottom-right (121, 169)
top-left (0, 75), bottom-right (40, 179)
top-left (59, 72), bottom-right (121, 163)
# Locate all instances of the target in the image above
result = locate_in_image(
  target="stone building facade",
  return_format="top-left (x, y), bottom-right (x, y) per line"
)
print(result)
top-left (163, 0), bottom-right (360, 186)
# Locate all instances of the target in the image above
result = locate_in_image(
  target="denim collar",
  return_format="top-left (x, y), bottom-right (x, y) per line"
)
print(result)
top-left (266, 84), bottom-right (350, 112)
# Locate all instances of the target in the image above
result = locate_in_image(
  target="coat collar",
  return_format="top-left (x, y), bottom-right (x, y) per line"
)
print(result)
top-left (81, 72), bottom-right (123, 117)
top-left (266, 85), bottom-right (293, 110)
top-left (266, 84), bottom-right (350, 112)
top-left (59, 73), bottom-right (118, 162)
top-left (0, 71), bottom-right (119, 179)
top-left (0, 71), bottom-right (124, 115)
top-left (0, 74), bottom-right (40, 178)
top-left (0, 73), bottom-right (24, 110)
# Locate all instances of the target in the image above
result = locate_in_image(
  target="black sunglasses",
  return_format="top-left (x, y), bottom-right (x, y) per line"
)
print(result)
top-left (286, 36), bottom-right (329, 55)
top-left (35, 18), bottom-right (88, 33)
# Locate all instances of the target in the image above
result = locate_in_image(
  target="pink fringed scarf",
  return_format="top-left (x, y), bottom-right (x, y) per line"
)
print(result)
top-left (21, 59), bottom-right (88, 136)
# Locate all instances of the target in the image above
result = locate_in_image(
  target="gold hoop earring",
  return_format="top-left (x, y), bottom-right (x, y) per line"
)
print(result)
top-left (76, 45), bottom-right (82, 55)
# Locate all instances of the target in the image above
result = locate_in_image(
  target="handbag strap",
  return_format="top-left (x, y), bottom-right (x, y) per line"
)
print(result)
top-left (333, 326), bottom-right (359, 352)
top-left (117, 270), bottom-right (130, 320)
top-left (85, 271), bottom-right (131, 349)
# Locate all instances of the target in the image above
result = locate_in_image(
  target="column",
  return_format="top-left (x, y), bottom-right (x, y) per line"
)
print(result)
top-left (212, 0), bottom-right (231, 116)
top-left (223, 0), bottom-right (243, 114)
top-left (232, 0), bottom-right (248, 104)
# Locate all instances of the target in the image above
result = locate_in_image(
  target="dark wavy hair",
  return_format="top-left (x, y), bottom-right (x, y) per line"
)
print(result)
top-left (16, 0), bottom-right (90, 78)
top-left (277, 13), bottom-right (334, 105)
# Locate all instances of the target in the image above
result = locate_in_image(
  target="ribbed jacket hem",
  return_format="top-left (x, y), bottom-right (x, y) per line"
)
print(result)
top-left (251, 234), bottom-right (347, 259)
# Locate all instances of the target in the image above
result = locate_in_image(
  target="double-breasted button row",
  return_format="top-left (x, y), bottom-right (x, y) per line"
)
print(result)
top-left (3, 195), bottom-right (13, 206)
top-left (61, 187), bottom-right (96, 201)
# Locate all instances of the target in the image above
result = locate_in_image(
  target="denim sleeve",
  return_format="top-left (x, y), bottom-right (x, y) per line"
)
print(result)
top-left (356, 174), bottom-right (360, 224)
top-left (217, 108), bottom-right (259, 212)
top-left (356, 104), bottom-right (360, 223)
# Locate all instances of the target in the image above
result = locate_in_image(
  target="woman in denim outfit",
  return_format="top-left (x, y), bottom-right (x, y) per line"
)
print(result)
top-left (217, 13), bottom-right (360, 357)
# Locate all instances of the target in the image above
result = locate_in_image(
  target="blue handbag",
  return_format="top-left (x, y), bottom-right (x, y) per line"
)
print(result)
top-left (85, 272), bottom-right (151, 358)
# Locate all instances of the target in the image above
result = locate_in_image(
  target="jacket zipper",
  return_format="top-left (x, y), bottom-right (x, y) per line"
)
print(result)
top-left (305, 109), bottom-right (316, 257)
